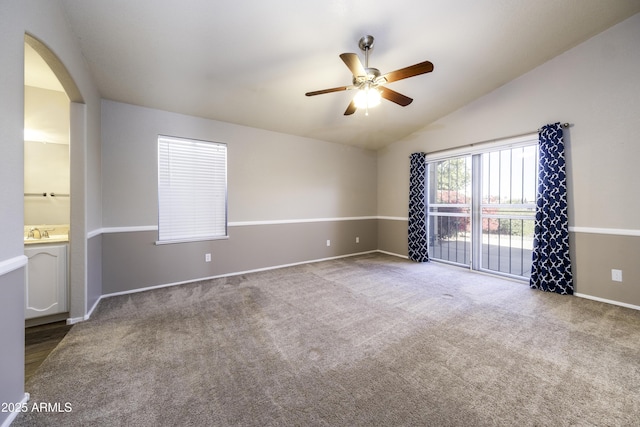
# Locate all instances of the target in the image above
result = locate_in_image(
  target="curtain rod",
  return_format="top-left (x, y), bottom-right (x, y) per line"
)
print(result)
top-left (538, 122), bottom-right (572, 132)
top-left (412, 122), bottom-right (573, 158)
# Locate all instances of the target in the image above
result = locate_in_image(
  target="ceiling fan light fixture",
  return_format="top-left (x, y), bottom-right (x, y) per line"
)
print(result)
top-left (305, 35), bottom-right (433, 116)
top-left (353, 87), bottom-right (381, 110)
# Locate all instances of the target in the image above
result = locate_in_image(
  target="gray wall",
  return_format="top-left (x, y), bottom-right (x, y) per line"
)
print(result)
top-left (87, 234), bottom-right (103, 312)
top-left (378, 219), bottom-right (408, 257)
top-left (102, 221), bottom-right (377, 294)
top-left (101, 100), bottom-right (378, 294)
top-left (0, 269), bottom-right (26, 423)
top-left (377, 13), bottom-right (640, 307)
top-left (0, 2), bottom-right (102, 422)
top-left (0, 1), bottom-right (29, 416)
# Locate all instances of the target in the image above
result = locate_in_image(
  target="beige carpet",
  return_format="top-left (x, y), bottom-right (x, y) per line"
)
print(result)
top-left (15, 253), bottom-right (640, 426)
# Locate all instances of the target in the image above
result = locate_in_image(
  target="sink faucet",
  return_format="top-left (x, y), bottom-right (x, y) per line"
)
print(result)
top-left (28, 227), bottom-right (42, 239)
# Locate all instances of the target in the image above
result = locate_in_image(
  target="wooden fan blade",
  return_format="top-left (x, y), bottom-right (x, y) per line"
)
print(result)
top-left (340, 53), bottom-right (366, 77)
top-left (379, 86), bottom-right (413, 106)
top-left (382, 60), bottom-right (434, 83)
top-left (305, 86), bottom-right (351, 96)
top-left (344, 100), bottom-right (357, 115)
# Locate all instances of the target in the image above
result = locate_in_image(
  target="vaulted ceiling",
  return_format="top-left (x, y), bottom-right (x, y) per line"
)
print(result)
top-left (54, 0), bottom-right (639, 149)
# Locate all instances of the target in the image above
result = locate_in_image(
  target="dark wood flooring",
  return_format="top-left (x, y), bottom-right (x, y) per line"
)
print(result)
top-left (25, 321), bottom-right (73, 382)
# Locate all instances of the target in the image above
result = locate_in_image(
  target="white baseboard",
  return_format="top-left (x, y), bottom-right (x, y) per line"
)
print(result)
top-left (101, 250), bottom-right (380, 300)
top-left (86, 295), bottom-right (102, 319)
top-left (1, 393), bottom-right (29, 427)
top-left (66, 315), bottom-right (88, 325)
top-left (574, 293), bottom-right (640, 311)
top-left (377, 250), bottom-right (408, 259)
top-left (66, 291), bottom-right (106, 325)
top-left (73, 250), bottom-right (640, 323)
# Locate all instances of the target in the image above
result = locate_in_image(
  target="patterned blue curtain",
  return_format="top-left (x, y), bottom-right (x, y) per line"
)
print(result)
top-left (530, 123), bottom-right (573, 294)
top-left (408, 153), bottom-right (429, 262)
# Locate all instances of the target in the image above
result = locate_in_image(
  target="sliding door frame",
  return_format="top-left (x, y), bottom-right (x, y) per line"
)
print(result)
top-left (426, 133), bottom-right (539, 280)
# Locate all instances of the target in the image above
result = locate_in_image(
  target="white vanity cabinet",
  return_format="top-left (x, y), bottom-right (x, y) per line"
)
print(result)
top-left (24, 244), bottom-right (68, 319)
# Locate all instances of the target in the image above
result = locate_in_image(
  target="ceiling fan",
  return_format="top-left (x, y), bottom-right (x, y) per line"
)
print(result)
top-left (305, 35), bottom-right (434, 116)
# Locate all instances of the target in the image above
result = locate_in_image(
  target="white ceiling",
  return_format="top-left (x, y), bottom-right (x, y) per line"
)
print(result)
top-left (54, 0), bottom-right (639, 150)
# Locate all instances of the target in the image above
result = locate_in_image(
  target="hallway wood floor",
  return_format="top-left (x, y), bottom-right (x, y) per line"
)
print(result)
top-left (25, 321), bottom-right (73, 383)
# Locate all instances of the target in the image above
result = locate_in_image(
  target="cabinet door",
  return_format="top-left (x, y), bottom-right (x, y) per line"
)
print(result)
top-left (25, 245), bottom-right (68, 319)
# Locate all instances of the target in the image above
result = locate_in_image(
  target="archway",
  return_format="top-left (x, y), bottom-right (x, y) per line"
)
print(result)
top-left (24, 33), bottom-right (87, 325)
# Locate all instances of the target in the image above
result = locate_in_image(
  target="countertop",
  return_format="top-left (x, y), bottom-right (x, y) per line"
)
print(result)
top-left (24, 224), bottom-right (69, 245)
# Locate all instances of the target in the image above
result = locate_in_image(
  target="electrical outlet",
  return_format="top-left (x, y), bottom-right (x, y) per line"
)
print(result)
top-left (356, 237), bottom-right (360, 243)
top-left (326, 240), bottom-right (331, 247)
top-left (205, 253), bottom-right (211, 262)
top-left (611, 269), bottom-right (622, 282)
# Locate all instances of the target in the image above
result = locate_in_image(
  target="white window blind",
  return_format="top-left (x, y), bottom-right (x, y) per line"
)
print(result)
top-left (157, 135), bottom-right (227, 243)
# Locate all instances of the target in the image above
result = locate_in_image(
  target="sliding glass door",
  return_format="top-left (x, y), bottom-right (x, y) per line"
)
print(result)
top-left (428, 156), bottom-right (472, 266)
top-left (427, 140), bottom-right (538, 279)
top-left (480, 145), bottom-right (537, 277)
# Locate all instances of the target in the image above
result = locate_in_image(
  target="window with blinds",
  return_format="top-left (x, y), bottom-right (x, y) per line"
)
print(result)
top-left (157, 135), bottom-right (227, 244)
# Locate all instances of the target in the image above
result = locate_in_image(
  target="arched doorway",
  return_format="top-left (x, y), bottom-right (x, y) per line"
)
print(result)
top-left (23, 34), bottom-right (86, 327)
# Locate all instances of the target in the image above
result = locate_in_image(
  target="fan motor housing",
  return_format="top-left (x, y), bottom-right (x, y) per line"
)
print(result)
top-left (353, 67), bottom-right (381, 85)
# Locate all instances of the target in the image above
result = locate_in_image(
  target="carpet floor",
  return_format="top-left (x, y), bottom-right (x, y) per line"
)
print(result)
top-left (14, 253), bottom-right (640, 426)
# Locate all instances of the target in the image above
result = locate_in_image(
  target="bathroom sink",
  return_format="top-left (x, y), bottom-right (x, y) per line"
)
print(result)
top-left (24, 234), bottom-right (69, 245)
top-left (24, 224), bottom-right (70, 245)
